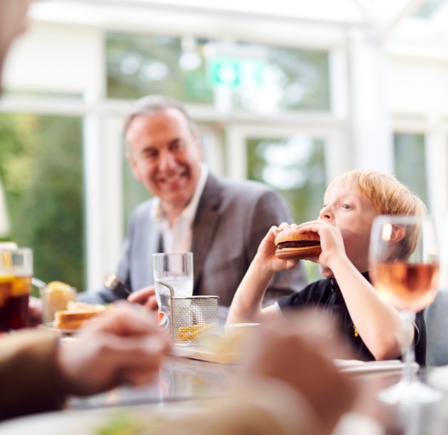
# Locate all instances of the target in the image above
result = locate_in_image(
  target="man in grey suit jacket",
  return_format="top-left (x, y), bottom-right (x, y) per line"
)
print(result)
top-left (80, 96), bottom-right (307, 308)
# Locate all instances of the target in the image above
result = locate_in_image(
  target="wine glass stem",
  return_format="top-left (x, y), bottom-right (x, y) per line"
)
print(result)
top-left (401, 310), bottom-right (416, 383)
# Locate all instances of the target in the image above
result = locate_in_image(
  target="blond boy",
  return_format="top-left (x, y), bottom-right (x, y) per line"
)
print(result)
top-left (228, 170), bottom-right (427, 363)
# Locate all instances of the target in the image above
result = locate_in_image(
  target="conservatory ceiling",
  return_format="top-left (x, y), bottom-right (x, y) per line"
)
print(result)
top-left (29, 0), bottom-right (448, 53)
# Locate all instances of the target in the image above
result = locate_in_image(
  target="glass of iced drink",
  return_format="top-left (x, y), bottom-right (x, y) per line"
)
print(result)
top-left (0, 248), bottom-right (33, 332)
top-left (153, 253), bottom-right (193, 332)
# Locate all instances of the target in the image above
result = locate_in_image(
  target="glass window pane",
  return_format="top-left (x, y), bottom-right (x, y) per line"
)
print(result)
top-left (247, 135), bottom-right (326, 281)
top-left (393, 133), bottom-right (428, 207)
top-left (106, 32), bottom-right (330, 112)
top-left (413, 0), bottom-right (446, 18)
top-left (107, 33), bottom-right (213, 104)
top-left (230, 44), bottom-right (329, 112)
top-left (0, 114), bottom-right (85, 294)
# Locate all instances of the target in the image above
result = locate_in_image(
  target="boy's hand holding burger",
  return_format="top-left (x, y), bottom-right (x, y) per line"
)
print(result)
top-left (253, 223), bottom-right (302, 273)
top-left (293, 221), bottom-right (347, 273)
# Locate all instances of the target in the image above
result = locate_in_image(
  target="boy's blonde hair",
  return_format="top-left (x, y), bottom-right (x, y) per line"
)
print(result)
top-left (326, 170), bottom-right (427, 260)
top-left (326, 169), bottom-right (426, 216)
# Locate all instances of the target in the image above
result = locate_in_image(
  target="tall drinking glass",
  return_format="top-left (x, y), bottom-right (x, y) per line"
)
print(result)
top-left (370, 215), bottom-right (440, 403)
top-left (0, 248), bottom-right (33, 332)
top-left (153, 253), bottom-right (193, 332)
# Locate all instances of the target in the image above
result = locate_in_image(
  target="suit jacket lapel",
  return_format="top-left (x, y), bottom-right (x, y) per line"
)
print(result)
top-left (192, 173), bottom-right (222, 293)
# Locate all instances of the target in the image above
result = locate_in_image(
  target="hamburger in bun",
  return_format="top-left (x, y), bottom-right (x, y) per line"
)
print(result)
top-left (275, 230), bottom-right (322, 260)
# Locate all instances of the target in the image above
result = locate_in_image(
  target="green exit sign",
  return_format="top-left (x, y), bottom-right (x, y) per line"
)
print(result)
top-left (207, 57), bottom-right (265, 88)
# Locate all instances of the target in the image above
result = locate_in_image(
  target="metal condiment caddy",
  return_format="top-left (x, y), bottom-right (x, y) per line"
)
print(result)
top-left (156, 280), bottom-right (219, 344)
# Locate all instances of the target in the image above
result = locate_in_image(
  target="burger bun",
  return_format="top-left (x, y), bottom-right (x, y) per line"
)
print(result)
top-left (274, 229), bottom-right (322, 260)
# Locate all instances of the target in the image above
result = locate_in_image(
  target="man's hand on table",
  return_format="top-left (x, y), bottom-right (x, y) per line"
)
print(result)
top-left (240, 313), bottom-right (357, 435)
top-left (127, 285), bottom-right (159, 312)
top-left (55, 305), bottom-right (170, 396)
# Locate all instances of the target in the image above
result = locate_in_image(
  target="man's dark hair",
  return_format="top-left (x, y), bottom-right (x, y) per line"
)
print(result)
top-left (124, 95), bottom-right (198, 148)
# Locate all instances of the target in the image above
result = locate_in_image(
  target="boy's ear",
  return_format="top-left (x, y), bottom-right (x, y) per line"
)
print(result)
top-left (389, 225), bottom-right (406, 244)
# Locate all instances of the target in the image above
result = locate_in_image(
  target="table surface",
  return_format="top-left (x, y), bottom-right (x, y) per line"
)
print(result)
top-left (70, 356), bottom-right (233, 409)
top-left (69, 357), bottom-right (448, 435)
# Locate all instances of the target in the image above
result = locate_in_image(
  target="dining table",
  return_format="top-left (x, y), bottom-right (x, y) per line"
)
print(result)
top-left (1, 353), bottom-right (448, 435)
top-left (64, 355), bottom-right (448, 435)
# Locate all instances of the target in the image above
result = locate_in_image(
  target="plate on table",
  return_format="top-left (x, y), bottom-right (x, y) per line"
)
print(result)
top-left (334, 359), bottom-right (419, 375)
top-left (0, 401), bottom-right (206, 435)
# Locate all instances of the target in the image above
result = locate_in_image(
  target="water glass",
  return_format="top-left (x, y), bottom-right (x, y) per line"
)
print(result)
top-left (153, 253), bottom-right (193, 331)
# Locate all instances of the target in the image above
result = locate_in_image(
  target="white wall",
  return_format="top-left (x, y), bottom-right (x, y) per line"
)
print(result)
top-left (3, 21), bottom-right (102, 94)
top-left (389, 56), bottom-right (448, 117)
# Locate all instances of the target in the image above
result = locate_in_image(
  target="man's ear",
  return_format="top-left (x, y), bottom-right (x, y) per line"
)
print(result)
top-left (390, 225), bottom-right (406, 244)
top-left (126, 152), bottom-right (142, 182)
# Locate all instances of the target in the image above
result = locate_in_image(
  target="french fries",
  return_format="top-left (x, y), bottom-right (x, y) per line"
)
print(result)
top-left (176, 323), bottom-right (217, 342)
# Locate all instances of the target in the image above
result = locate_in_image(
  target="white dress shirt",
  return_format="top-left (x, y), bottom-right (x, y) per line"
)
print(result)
top-left (150, 163), bottom-right (209, 253)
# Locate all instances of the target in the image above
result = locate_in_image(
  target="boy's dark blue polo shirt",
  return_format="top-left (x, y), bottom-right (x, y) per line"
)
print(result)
top-left (276, 272), bottom-right (426, 365)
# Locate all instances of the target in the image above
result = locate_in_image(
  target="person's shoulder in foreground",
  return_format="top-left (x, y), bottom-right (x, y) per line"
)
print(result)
top-left (228, 169), bottom-right (428, 363)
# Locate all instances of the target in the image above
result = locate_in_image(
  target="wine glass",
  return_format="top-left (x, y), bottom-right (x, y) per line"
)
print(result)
top-left (370, 215), bottom-right (441, 404)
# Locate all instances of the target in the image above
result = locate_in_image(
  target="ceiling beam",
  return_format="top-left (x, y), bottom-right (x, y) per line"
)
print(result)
top-left (373, 0), bottom-right (427, 41)
top-left (50, 0), bottom-right (367, 26)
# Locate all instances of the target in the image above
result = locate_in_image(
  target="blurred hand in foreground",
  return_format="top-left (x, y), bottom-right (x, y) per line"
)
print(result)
top-left (56, 305), bottom-right (170, 396)
top-left (240, 311), bottom-right (356, 435)
top-left (127, 285), bottom-right (159, 312)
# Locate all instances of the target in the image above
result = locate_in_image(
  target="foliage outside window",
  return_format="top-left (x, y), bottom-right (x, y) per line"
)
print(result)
top-left (106, 32), bottom-right (330, 113)
top-left (0, 114), bottom-right (85, 295)
top-left (107, 33), bottom-right (213, 104)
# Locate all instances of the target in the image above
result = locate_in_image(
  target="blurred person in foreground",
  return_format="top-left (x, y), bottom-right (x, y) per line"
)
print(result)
top-left (78, 95), bottom-right (307, 314)
top-left (154, 313), bottom-right (358, 435)
top-left (0, 2), bottom-right (361, 434)
top-left (0, 307), bottom-right (170, 420)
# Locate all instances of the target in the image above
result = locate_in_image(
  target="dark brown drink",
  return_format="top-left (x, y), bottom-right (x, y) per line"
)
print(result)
top-left (0, 276), bottom-right (31, 331)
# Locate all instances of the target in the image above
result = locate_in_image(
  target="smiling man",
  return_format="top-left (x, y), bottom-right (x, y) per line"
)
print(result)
top-left (81, 95), bottom-right (307, 313)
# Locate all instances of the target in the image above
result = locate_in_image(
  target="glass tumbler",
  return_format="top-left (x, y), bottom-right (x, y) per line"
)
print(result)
top-left (0, 248), bottom-right (33, 331)
top-left (153, 253), bottom-right (193, 332)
